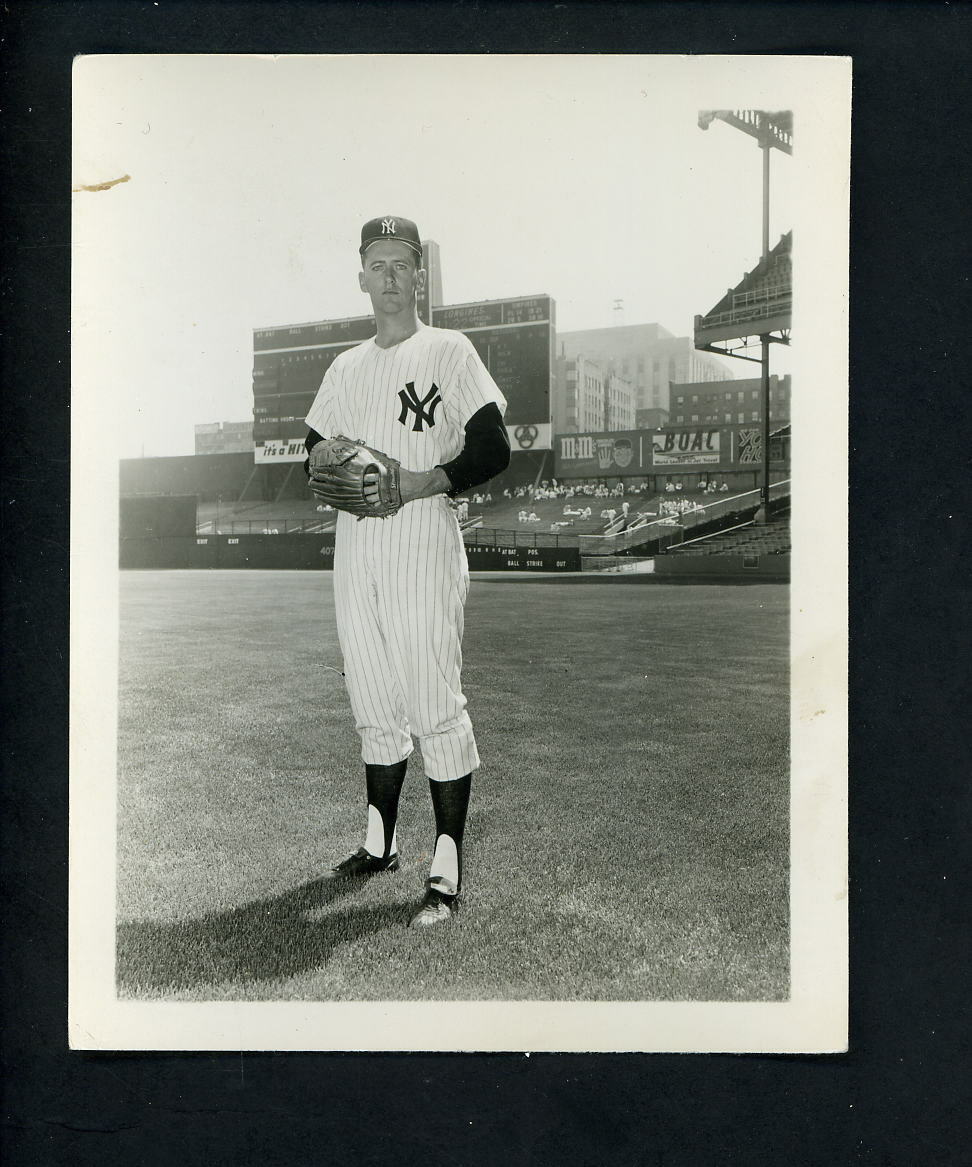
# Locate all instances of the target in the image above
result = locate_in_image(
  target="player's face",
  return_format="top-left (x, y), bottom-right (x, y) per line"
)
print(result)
top-left (359, 241), bottom-right (425, 314)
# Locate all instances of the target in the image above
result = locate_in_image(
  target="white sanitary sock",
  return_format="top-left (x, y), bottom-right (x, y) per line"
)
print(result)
top-left (428, 834), bottom-right (459, 893)
top-left (364, 805), bottom-right (397, 858)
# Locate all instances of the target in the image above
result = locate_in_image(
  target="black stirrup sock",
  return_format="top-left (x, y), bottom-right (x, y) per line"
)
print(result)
top-left (428, 773), bottom-right (472, 894)
top-left (364, 758), bottom-right (408, 858)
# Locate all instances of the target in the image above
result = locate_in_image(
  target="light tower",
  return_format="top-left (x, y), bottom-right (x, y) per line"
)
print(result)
top-left (695, 110), bottom-right (792, 522)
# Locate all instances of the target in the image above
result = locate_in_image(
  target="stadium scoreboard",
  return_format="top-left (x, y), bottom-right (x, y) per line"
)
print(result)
top-left (432, 296), bottom-right (554, 447)
top-left (251, 315), bottom-right (373, 456)
top-left (252, 294), bottom-right (555, 461)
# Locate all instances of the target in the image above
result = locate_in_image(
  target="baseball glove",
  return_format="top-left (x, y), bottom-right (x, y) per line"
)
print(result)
top-left (307, 436), bottom-right (403, 519)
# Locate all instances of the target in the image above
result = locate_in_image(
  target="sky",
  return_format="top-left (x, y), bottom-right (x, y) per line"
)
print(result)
top-left (73, 55), bottom-right (798, 458)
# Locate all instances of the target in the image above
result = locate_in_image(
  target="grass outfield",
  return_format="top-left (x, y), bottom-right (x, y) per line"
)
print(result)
top-left (116, 570), bottom-right (789, 1001)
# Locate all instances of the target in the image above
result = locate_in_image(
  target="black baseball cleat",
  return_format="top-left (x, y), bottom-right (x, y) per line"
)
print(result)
top-left (407, 881), bottom-right (460, 928)
top-left (324, 847), bottom-right (400, 881)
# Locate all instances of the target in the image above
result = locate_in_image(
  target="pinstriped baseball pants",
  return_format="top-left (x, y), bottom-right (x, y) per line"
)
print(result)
top-left (332, 498), bottom-right (480, 782)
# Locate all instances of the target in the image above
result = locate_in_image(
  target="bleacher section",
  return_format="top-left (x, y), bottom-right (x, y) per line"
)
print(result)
top-left (457, 491), bottom-right (675, 538)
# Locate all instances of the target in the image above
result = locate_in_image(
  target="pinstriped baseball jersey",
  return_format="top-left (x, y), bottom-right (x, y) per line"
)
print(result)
top-left (305, 323), bottom-right (506, 781)
top-left (305, 322), bottom-right (506, 467)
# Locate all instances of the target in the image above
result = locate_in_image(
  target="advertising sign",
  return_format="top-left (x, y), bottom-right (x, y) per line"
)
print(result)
top-left (254, 438), bottom-right (307, 464)
top-left (736, 429), bottom-right (762, 463)
top-left (506, 423), bottom-right (552, 452)
top-left (651, 430), bottom-right (721, 466)
top-left (554, 431), bottom-right (648, 477)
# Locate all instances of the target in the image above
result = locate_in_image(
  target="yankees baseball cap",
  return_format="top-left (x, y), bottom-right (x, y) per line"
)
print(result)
top-left (359, 215), bottom-right (423, 260)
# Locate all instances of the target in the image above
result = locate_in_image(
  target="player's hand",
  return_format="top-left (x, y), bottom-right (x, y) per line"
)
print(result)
top-left (354, 463), bottom-right (451, 506)
top-left (397, 466), bottom-right (452, 504)
top-left (363, 469), bottom-right (381, 506)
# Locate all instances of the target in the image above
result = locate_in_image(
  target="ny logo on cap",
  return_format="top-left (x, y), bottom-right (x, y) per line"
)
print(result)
top-left (381, 218), bottom-right (397, 235)
top-left (398, 381), bottom-right (442, 432)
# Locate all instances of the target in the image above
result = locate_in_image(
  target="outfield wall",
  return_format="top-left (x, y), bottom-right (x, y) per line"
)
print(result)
top-left (120, 533), bottom-right (336, 570)
top-left (120, 534), bottom-right (581, 573)
top-left (653, 554), bottom-right (790, 581)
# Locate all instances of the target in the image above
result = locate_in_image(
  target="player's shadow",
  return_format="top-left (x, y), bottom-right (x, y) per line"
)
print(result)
top-left (116, 876), bottom-right (407, 995)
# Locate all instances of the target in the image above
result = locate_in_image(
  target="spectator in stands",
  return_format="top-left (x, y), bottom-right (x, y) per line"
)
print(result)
top-left (720, 482), bottom-right (729, 492)
top-left (503, 488), bottom-right (511, 498)
top-left (675, 482), bottom-right (683, 492)
top-left (484, 491), bottom-right (492, 503)
top-left (665, 481), bottom-right (675, 493)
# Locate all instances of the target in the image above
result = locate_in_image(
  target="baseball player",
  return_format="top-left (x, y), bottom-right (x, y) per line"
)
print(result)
top-left (304, 216), bottom-right (509, 927)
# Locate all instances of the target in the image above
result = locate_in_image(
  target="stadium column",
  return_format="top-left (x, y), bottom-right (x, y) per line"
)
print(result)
top-left (757, 115), bottom-right (772, 525)
top-left (759, 335), bottom-right (771, 524)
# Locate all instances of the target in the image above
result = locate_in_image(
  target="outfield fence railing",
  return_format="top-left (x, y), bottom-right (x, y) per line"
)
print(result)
top-left (195, 518), bottom-right (336, 535)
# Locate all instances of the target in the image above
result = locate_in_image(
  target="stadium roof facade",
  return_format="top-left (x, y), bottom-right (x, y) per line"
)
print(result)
top-left (694, 231), bottom-right (792, 349)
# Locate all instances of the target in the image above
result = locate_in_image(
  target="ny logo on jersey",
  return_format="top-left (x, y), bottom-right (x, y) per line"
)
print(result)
top-left (381, 218), bottom-right (396, 235)
top-left (398, 381), bottom-right (442, 432)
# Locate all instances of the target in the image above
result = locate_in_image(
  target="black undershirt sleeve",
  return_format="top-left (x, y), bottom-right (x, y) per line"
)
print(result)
top-left (303, 403), bottom-right (510, 495)
top-left (303, 428), bottom-right (325, 477)
top-left (436, 402), bottom-right (511, 497)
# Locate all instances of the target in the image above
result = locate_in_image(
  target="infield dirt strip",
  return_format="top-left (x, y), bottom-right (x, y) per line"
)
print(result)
top-left (115, 569), bottom-right (789, 1002)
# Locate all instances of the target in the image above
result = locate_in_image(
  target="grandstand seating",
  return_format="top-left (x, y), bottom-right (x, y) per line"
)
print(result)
top-left (666, 514), bottom-right (790, 557)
